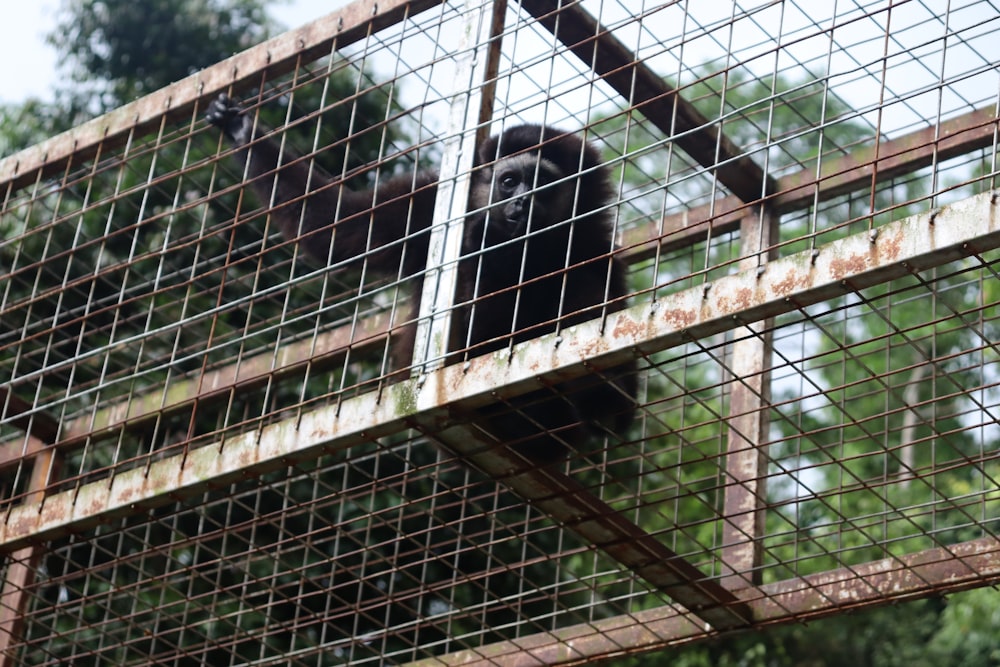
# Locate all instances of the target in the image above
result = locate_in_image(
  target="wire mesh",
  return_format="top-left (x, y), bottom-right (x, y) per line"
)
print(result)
top-left (2, 0), bottom-right (999, 665)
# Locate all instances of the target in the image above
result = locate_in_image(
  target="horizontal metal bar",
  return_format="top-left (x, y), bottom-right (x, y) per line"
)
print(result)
top-left (621, 106), bottom-right (999, 257)
top-left (3, 190), bottom-right (997, 552)
top-left (399, 534), bottom-right (1000, 666)
top-left (0, 312), bottom-right (394, 471)
top-left (776, 107), bottom-right (999, 207)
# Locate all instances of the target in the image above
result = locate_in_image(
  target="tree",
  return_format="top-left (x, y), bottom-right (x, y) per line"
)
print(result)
top-left (54, 0), bottom-right (271, 110)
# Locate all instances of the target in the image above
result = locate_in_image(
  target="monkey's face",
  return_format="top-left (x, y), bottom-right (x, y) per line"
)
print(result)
top-left (483, 154), bottom-right (573, 236)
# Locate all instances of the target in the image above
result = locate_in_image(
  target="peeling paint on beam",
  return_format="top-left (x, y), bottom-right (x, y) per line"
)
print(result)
top-left (0, 313), bottom-right (393, 471)
top-left (2, 191), bottom-right (998, 552)
top-left (441, 191), bottom-right (1000, 410)
top-left (0, 312), bottom-right (393, 471)
top-left (0, 376), bottom-right (442, 552)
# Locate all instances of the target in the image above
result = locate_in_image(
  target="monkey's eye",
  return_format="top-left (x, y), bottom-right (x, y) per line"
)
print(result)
top-left (499, 174), bottom-right (519, 190)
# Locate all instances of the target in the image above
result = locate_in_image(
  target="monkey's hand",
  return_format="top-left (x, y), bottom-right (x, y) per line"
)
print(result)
top-left (206, 93), bottom-right (252, 145)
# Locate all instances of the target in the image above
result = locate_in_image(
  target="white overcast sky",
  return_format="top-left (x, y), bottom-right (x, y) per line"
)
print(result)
top-left (0, 1), bottom-right (349, 105)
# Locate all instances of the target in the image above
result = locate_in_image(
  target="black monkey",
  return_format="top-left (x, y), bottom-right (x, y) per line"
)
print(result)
top-left (207, 93), bottom-right (635, 460)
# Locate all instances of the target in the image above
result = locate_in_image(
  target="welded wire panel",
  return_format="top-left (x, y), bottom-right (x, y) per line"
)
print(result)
top-left (2, 0), bottom-right (1000, 665)
top-left (762, 254), bottom-right (1000, 578)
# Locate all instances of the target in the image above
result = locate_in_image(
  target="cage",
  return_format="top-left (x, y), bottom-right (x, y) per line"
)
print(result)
top-left (2, 1), bottom-right (1000, 665)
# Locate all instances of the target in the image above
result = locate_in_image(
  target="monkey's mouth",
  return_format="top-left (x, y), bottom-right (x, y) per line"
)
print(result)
top-left (503, 215), bottom-right (529, 235)
top-left (497, 196), bottom-right (533, 235)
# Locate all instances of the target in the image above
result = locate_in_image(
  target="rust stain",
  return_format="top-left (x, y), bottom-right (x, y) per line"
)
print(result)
top-left (662, 307), bottom-right (696, 331)
top-left (828, 252), bottom-right (869, 281)
top-left (611, 314), bottom-right (644, 341)
top-left (115, 481), bottom-right (138, 504)
top-left (578, 335), bottom-right (610, 361)
top-left (718, 287), bottom-right (753, 314)
top-left (770, 267), bottom-right (804, 298)
top-left (879, 229), bottom-right (903, 261)
top-left (81, 492), bottom-right (107, 519)
top-left (4, 510), bottom-right (35, 538)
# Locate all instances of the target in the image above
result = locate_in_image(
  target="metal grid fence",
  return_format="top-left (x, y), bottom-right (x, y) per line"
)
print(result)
top-left (2, 0), bottom-right (1000, 665)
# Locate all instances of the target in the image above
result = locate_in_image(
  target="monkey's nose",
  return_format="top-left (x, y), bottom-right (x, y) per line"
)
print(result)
top-left (503, 199), bottom-right (527, 224)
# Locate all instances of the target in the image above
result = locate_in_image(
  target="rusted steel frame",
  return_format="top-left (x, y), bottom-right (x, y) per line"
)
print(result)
top-left (399, 534), bottom-right (1000, 667)
top-left (2, 191), bottom-right (996, 547)
top-left (0, 311), bottom-right (394, 472)
top-left (0, 189), bottom-right (995, 648)
top-left (720, 209), bottom-right (778, 589)
top-left (749, 534), bottom-right (1000, 619)
top-left (4, 3), bottom-right (990, 467)
top-left (0, 437), bottom-right (61, 667)
top-left (2, 191), bottom-right (997, 550)
top-left (621, 106), bottom-right (999, 258)
top-left (0, 0), bottom-right (445, 193)
top-left (518, 0), bottom-right (776, 204)
top-left (1, 192), bottom-right (996, 640)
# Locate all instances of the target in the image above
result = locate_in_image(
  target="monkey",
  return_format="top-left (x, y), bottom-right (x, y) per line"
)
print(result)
top-left (206, 93), bottom-right (635, 461)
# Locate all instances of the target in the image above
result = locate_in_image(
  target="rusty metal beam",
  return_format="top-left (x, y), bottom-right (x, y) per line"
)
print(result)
top-left (775, 106), bottom-right (999, 208)
top-left (0, 0), bottom-right (446, 193)
top-left (0, 311), bottom-right (394, 471)
top-left (399, 535), bottom-right (1000, 666)
top-left (621, 106), bottom-right (999, 256)
top-left (519, 0), bottom-right (776, 203)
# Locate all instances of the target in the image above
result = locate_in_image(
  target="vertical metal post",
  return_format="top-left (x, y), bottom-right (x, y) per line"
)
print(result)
top-left (720, 209), bottom-right (777, 589)
top-left (0, 439), bottom-right (62, 667)
top-left (411, 0), bottom-right (505, 372)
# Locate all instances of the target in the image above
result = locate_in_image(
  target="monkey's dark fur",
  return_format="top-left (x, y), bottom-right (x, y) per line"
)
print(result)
top-left (207, 94), bottom-right (635, 460)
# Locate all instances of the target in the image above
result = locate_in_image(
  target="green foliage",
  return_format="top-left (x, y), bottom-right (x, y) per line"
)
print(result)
top-left (53, 0), bottom-right (270, 108)
top-left (597, 66), bottom-right (999, 666)
top-left (0, 100), bottom-right (63, 156)
top-left (926, 588), bottom-right (1000, 666)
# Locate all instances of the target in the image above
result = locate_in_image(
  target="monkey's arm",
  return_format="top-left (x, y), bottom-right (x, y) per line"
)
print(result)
top-left (206, 94), bottom-right (437, 277)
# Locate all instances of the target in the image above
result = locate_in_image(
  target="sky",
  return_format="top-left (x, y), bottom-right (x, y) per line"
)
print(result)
top-left (0, 0), bottom-right (348, 105)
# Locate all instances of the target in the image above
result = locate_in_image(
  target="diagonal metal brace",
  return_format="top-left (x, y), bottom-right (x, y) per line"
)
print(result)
top-left (519, 0), bottom-right (776, 203)
top-left (431, 424), bottom-right (754, 630)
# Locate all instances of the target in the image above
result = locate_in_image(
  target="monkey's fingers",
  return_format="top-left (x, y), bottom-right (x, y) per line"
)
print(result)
top-left (206, 93), bottom-right (250, 143)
